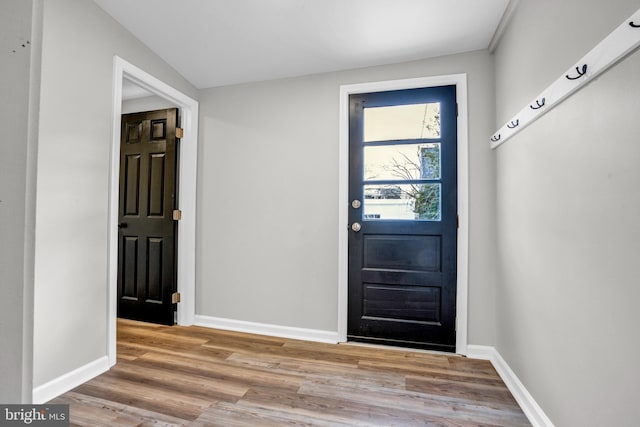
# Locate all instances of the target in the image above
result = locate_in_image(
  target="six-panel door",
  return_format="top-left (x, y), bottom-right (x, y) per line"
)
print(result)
top-left (118, 108), bottom-right (178, 326)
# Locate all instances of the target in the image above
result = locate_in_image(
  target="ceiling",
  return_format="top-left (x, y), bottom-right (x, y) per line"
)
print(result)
top-left (94, 0), bottom-right (510, 89)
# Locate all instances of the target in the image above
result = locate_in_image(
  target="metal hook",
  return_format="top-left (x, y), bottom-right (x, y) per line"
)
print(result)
top-left (490, 134), bottom-right (501, 142)
top-left (566, 64), bottom-right (588, 80)
top-left (507, 119), bottom-right (519, 129)
top-left (530, 98), bottom-right (546, 110)
top-left (630, 21), bottom-right (640, 28)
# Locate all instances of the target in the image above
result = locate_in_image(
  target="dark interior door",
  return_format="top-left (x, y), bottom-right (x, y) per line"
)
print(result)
top-left (348, 86), bottom-right (457, 352)
top-left (118, 108), bottom-right (178, 326)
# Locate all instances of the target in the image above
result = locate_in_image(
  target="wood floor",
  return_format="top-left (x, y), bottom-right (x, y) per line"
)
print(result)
top-left (51, 319), bottom-right (530, 426)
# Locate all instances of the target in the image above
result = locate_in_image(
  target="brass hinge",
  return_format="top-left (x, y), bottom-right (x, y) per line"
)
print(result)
top-left (172, 292), bottom-right (181, 304)
top-left (176, 127), bottom-right (184, 138)
top-left (173, 209), bottom-right (182, 221)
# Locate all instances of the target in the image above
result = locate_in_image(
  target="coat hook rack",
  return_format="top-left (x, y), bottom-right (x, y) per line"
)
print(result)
top-left (565, 64), bottom-right (588, 80)
top-left (490, 7), bottom-right (640, 149)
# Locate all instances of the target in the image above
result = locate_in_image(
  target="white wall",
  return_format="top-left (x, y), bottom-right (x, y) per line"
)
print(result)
top-left (33, 0), bottom-right (197, 388)
top-left (493, 1), bottom-right (640, 425)
top-left (0, 0), bottom-right (41, 403)
top-left (197, 50), bottom-right (497, 344)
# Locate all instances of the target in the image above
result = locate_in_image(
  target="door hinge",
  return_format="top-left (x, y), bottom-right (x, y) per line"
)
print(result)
top-left (456, 215), bottom-right (459, 229)
top-left (176, 127), bottom-right (184, 138)
top-left (173, 209), bottom-right (182, 221)
top-left (172, 292), bottom-right (181, 304)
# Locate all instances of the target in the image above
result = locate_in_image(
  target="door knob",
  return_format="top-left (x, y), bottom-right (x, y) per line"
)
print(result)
top-left (351, 222), bottom-right (361, 232)
top-left (118, 222), bottom-right (128, 229)
top-left (351, 199), bottom-right (361, 209)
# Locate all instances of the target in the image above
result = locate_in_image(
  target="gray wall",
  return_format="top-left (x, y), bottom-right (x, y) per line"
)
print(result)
top-left (493, 0), bottom-right (640, 425)
top-left (197, 50), bottom-right (498, 344)
top-left (121, 94), bottom-right (176, 114)
top-left (0, 0), bottom-right (40, 403)
top-left (33, 0), bottom-right (197, 388)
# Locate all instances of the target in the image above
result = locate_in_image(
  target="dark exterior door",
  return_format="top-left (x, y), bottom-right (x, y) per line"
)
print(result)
top-left (118, 108), bottom-right (178, 325)
top-left (348, 86), bottom-right (457, 352)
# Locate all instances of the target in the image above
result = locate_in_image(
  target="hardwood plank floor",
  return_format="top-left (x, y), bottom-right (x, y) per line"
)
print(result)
top-left (50, 319), bottom-right (530, 426)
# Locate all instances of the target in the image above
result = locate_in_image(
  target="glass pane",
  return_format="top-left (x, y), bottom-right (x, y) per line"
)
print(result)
top-left (364, 143), bottom-right (440, 181)
top-left (364, 102), bottom-right (440, 142)
top-left (363, 184), bottom-right (441, 221)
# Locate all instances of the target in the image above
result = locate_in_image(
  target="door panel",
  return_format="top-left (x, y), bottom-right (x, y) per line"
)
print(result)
top-left (121, 236), bottom-right (138, 299)
top-left (348, 86), bottom-right (457, 352)
top-left (363, 284), bottom-right (440, 322)
top-left (123, 154), bottom-right (141, 215)
top-left (148, 153), bottom-right (166, 216)
top-left (118, 108), bottom-right (178, 326)
top-left (363, 234), bottom-right (441, 271)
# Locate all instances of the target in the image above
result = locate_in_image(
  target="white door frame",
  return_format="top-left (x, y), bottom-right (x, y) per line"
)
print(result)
top-left (107, 56), bottom-right (199, 366)
top-left (337, 74), bottom-right (469, 354)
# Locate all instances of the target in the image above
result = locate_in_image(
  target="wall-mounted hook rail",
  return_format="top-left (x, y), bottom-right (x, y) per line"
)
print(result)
top-left (530, 98), bottom-right (546, 110)
top-left (566, 64), bottom-right (588, 80)
top-left (490, 7), bottom-right (640, 149)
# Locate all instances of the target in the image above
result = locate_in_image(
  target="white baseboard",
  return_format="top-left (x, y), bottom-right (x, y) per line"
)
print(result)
top-left (32, 356), bottom-right (109, 404)
top-left (194, 315), bottom-right (339, 344)
top-left (465, 344), bottom-right (496, 361)
top-left (467, 345), bottom-right (555, 427)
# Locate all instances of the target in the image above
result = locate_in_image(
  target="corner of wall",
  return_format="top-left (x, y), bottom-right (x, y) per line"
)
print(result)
top-left (21, 0), bottom-right (44, 404)
top-left (488, 0), bottom-right (522, 53)
top-left (32, 357), bottom-right (109, 404)
top-left (467, 345), bottom-right (555, 427)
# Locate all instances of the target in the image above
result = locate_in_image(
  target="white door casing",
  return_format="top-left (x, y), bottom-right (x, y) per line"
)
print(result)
top-left (337, 74), bottom-right (469, 354)
top-left (108, 56), bottom-right (199, 365)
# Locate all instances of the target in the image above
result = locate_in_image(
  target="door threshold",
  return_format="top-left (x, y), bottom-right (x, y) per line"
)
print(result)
top-left (340, 340), bottom-right (463, 357)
